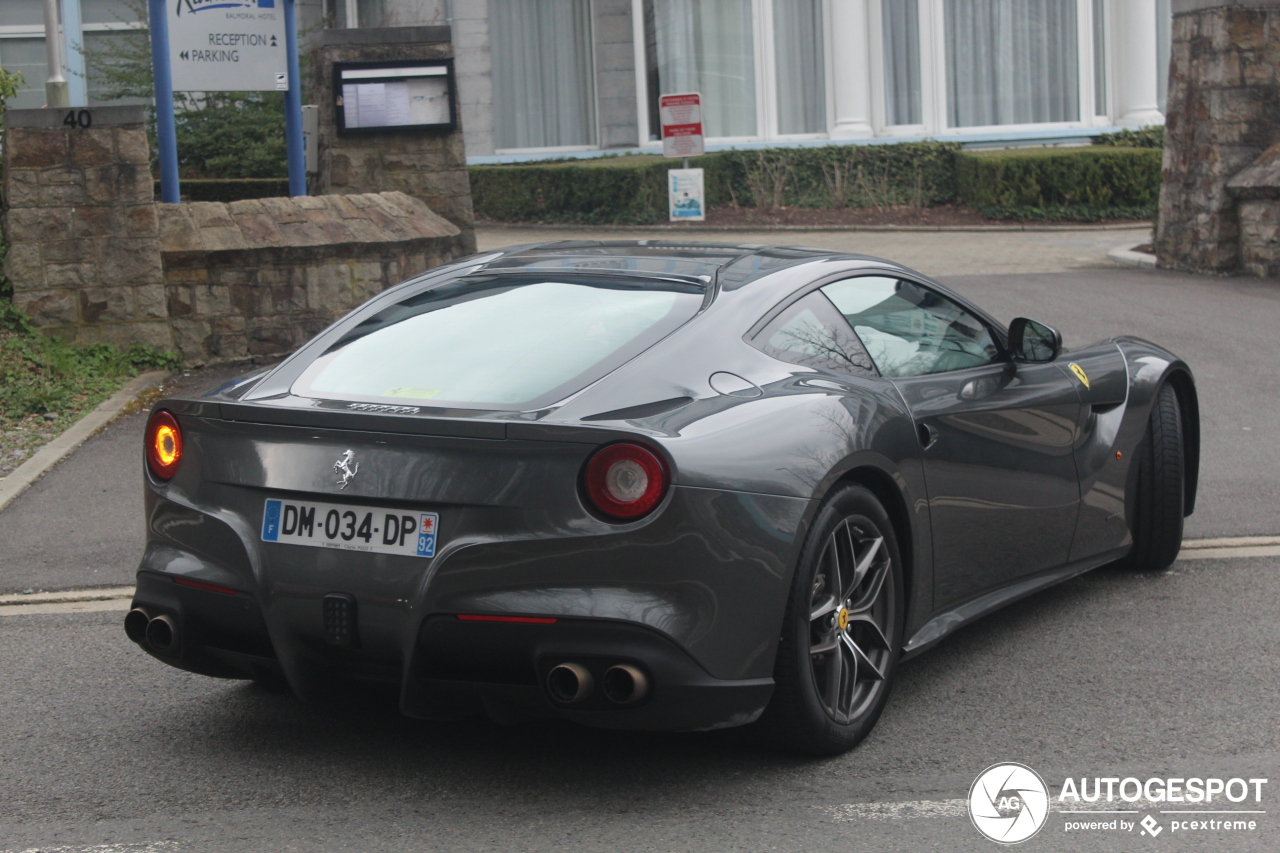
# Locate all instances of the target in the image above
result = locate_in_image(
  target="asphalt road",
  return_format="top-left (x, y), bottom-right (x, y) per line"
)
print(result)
top-left (0, 554), bottom-right (1275, 851)
top-left (0, 258), bottom-right (1276, 852)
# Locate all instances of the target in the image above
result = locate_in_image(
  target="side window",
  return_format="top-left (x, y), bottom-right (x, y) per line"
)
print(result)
top-left (751, 290), bottom-right (876, 376)
top-left (821, 276), bottom-right (1001, 378)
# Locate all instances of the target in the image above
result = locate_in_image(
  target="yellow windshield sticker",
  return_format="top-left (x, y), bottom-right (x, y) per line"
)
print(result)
top-left (386, 387), bottom-right (440, 399)
top-left (1068, 363), bottom-right (1091, 389)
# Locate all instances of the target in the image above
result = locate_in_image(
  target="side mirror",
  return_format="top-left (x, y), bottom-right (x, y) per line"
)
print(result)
top-left (1008, 317), bottom-right (1062, 363)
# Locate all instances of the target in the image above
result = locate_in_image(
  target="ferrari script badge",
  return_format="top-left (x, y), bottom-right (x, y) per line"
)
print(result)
top-left (1068, 362), bottom-right (1091, 389)
top-left (333, 449), bottom-right (359, 489)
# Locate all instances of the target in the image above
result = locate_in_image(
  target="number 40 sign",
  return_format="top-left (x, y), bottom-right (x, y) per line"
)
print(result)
top-left (62, 109), bottom-right (93, 129)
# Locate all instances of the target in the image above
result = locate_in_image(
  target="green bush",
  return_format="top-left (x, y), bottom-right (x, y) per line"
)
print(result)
top-left (470, 142), bottom-right (962, 224)
top-left (955, 146), bottom-right (1161, 220)
top-left (1092, 126), bottom-right (1164, 149)
top-left (156, 178), bottom-right (292, 204)
top-left (174, 94), bottom-right (287, 179)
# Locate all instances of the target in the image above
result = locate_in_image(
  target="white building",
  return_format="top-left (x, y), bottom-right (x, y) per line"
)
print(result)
top-left (3, 0), bottom-right (1172, 162)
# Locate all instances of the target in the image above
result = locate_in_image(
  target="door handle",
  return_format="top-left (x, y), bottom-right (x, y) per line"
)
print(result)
top-left (917, 422), bottom-right (939, 450)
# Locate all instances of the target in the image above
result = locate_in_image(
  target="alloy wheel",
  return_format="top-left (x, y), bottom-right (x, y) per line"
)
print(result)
top-left (808, 516), bottom-right (895, 724)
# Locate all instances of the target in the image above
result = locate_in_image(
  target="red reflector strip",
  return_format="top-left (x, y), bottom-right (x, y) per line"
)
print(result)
top-left (456, 614), bottom-right (557, 625)
top-left (173, 576), bottom-right (239, 596)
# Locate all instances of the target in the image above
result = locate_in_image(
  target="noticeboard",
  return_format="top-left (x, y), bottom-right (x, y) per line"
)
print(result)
top-left (333, 60), bottom-right (457, 134)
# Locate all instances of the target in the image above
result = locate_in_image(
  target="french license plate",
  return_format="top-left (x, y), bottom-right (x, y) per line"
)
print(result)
top-left (261, 499), bottom-right (438, 558)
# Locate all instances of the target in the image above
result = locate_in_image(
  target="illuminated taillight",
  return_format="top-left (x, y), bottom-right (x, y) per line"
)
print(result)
top-left (146, 410), bottom-right (183, 480)
top-left (583, 443), bottom-right (668, 521)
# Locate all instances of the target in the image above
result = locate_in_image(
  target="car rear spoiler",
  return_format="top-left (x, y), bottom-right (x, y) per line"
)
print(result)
top-left (159, 400), bottom-right (644, 445)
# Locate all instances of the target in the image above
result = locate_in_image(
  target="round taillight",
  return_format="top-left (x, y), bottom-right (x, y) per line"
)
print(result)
top-left (146, 410), bottom-right (183, 480)
top-left (584, 443), bottom-right (668, 521)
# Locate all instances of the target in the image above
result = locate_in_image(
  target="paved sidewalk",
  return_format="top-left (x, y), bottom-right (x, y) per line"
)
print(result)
top-left (477, 224), bottom-right (1152, 277)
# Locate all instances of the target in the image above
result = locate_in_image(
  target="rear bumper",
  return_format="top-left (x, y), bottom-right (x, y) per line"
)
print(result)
top-left (129, 570), bottom-right (773, 731)
top-left (407, 615), bottom-right (773, 730)
top-left (130, 465), bottom-right (809, 730)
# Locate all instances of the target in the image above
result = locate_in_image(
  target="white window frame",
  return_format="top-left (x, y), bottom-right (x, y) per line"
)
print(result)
top-left (911, 0), bottom-right (1104, 137)
top-left (867, 0), bottom-right (926, 136)
top-left (631, 0), bottom-right (834, 147)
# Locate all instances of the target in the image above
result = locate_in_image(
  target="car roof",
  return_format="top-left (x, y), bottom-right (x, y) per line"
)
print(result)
top-left (470, 240), bottom-right (908, 289)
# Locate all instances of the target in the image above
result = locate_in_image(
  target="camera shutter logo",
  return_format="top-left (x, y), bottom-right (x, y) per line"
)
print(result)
top-left (969, 763), bottom-right (1050, 844)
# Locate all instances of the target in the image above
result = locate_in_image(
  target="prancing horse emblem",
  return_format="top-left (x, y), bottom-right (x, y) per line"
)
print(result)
top-left (333, 449), bottom-right (359, 489)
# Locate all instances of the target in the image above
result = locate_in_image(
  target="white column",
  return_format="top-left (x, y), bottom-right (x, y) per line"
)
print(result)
top-left (60, 0), bottom-right (86, 106)
top-left (1115, 0), bottom-right (1164, 125)
top-left (829, 0), bottom-right (873, 137)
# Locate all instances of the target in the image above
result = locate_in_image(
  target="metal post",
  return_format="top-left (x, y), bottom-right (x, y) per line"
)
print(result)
top-left (41, 0), bottom-right (70, 107)
top-left (60, 0), bottom-right (87, 106)
top-left (283, 0), bottom-right (307, 197)
top-left (147, 0), bottom-right (180, 203)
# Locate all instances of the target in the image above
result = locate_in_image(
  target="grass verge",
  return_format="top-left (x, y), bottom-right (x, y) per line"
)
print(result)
top-left (0, 302), bottom-right (181, 479)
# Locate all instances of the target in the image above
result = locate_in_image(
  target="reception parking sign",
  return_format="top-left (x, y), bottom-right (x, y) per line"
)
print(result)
top-left (169, 0), bottom-right (287, 92)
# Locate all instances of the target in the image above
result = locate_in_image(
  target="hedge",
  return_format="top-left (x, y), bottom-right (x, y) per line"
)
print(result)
top-left (1092, 125), bottom-right (1164, 149)
top-left (955, 146), bottom-right (1162, 221)
top-left (154, 178), bottom-right (291, 204)
top-left (124, 142), bottom-right (1157, 221)
top-left (470, 142), bottom-right (962, 225)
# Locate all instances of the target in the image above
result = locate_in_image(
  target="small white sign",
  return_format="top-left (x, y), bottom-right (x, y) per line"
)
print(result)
top-left (669, 168), bottom-right (705, 222)
top-left (169, 0), bottom-right (287, 93)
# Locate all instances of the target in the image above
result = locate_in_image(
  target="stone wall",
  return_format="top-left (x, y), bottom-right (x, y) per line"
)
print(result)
top-left (1157, 2), bottom-right (1280, 272)
top-left (3, 107), bottom-right (472, 365)
top-left (312, 26), bottom-right (477, 236)
top-left (158, 192), bottom-right (467, 363)
top-left (1, 106), bottom-right (170, 349)
top-left (1225, 140), bottom-right (1280, 275)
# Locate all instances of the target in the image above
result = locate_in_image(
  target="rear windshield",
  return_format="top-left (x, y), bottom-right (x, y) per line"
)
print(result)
top-left (293, 276), bottom-right (703, 411)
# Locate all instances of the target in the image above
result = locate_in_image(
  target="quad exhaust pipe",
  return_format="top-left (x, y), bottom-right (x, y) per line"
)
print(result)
top-left (547, 663), bottom-right (594, 704)
top-left (124, 607), bottom-right (181, 656)
top-left (546, 662), bottom-right (650, 707)
top-left (601, 664), bottom-right (649, 706)
top-left (123, 607), bottom-right (150, 644)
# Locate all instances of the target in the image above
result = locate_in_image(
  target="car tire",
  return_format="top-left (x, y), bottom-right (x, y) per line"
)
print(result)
top-left (1121, 382), bottom-right (1185, 572)
top-left (751, 484), bottom-right (904, 756)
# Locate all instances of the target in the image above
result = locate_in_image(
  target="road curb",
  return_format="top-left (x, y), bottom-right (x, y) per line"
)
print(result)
top-left (0, 370), bottom-right (171, 514)
top-left (1107, 241), bottom-right (1158, 268)
top-left (480, 221), bottom-right (1154, 234)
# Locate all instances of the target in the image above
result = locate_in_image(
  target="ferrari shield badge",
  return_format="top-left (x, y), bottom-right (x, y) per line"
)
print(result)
top-left (1068, 363), bottom-right (1091, 389)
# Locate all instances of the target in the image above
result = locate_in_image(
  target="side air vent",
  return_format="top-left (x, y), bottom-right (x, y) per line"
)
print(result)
top-left (581, 397), bottom-right (693, 422)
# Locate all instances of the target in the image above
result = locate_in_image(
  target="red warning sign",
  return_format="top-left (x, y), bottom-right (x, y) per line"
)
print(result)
top-left (659, 92), bottom-right (704, 159)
